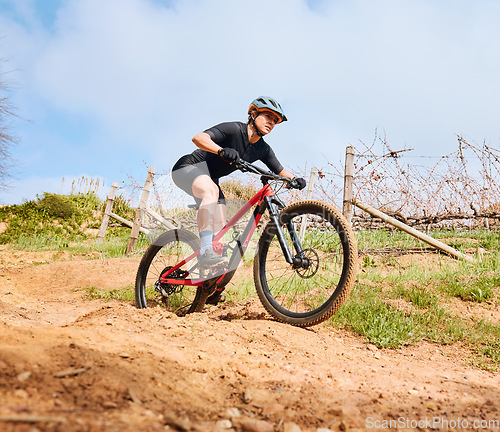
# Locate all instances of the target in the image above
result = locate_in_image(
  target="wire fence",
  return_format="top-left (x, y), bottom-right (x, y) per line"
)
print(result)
top-left (121, 133), bottom-right (500, 231)
top-left (313, 133), bottom-right (500, 229)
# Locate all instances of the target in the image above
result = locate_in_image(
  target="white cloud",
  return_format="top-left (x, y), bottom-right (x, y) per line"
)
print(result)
top-left (1, 0), bottom-right (500, 204)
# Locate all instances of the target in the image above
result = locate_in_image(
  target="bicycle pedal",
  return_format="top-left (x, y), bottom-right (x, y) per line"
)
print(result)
top-left (212, 241), bottom-right (229, 257)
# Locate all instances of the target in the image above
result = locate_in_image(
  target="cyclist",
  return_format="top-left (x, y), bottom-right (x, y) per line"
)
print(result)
top-left (172, 96), bottom-right (306, 267)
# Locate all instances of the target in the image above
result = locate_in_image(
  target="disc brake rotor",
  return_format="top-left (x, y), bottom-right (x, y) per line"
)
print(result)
top-left (295, 248), bottom-right (320, 279)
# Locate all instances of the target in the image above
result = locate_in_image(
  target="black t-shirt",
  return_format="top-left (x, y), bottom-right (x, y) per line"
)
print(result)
top-left (173, 121), bottom-right (284, 181)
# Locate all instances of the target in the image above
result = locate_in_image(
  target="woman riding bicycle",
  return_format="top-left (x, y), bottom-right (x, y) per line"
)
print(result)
top-left (172, 96), bottom-right (306, 267)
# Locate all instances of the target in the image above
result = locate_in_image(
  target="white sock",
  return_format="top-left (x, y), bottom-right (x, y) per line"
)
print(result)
top-left (199, 230), bottom-right (214, 254)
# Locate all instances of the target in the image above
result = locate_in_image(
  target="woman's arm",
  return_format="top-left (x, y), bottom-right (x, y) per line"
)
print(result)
top-left (277, 168), bottom-right (295, 179)
top-left (278, 168), bottom-right (307, 190)
top-left (192, 132), bottom-right (222, 154)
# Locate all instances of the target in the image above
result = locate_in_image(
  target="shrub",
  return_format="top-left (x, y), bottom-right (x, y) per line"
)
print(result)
top-left (220, 179), bottom-right (258, 201)
top-left (0, 192), bottom-right (105, 246)
top-left (36, 193), bottom-right (81, 219)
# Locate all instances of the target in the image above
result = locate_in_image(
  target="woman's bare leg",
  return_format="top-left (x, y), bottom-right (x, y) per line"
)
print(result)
top-left (192, 175), bottom-right (225, 233)
top-left (191, 175), bottom-right (227, 264)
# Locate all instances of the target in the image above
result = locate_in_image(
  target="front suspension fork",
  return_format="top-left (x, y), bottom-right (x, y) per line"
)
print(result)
top-left (265, 196), bottom-right (304, 265)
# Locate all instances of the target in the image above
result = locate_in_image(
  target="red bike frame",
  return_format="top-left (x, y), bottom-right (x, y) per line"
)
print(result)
top-left (159, 182), bottom-right (276, 287)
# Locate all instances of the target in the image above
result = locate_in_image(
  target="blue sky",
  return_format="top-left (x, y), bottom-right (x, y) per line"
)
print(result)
top-left (0, 0), bottom-right (499, 204)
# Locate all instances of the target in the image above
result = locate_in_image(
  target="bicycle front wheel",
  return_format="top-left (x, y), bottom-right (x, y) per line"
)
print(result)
top-left (254, 201), bottom-right (357, 327)
top-left (135, 229), bottom-right (206, 315)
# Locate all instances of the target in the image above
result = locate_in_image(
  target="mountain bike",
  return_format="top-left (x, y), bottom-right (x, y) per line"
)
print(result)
top-left (135, 160), bottom-right (357, 327)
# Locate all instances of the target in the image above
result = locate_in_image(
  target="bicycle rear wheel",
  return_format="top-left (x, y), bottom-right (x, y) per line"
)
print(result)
top-left (254, 201), bottom-right (357, 327)
top-left (135, 229), bottom-right (207, 315)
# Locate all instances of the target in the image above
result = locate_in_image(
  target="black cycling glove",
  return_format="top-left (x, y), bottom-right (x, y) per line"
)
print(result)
top-left (218, 147), bottom-right (240, 163)
top-left (292, 177), bottom-right (307, 190)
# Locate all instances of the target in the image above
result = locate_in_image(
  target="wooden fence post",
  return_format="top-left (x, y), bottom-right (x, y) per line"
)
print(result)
top-left (343, 146), bottom-right (355, 224)
top-left (126, 167), bottom-right (155, 255)
top-left (306, 167), bottom-right (318, 201)
top-left (97, 182), bottom-right (119, 242)
top-left (299, 167), bottom-right (318, 242)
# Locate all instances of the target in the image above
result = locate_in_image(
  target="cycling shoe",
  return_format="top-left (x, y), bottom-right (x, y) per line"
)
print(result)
top-left (198, 249), bottom-right (229, 267)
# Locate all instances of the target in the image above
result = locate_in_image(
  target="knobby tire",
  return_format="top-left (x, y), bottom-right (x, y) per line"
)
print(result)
top-left (135, 229), bottom-right (208, 314)
top-left (254, 200), bottom-right (357, 327)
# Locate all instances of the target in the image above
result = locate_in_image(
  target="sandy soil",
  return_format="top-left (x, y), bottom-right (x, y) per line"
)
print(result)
top-left (0, 249), bottom-right (499, 432)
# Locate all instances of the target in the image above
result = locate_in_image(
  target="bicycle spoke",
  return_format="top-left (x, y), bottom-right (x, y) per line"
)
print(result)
top-left (135, 230), bottom-right (203, 314)
top-left (255, 201), bottom-right (357, 325)
top-left (266, 222), bottom-right (344, 312)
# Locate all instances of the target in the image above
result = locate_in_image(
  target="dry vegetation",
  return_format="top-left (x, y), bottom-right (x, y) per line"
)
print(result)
top-left (312, 133), bottom-right (500, 230)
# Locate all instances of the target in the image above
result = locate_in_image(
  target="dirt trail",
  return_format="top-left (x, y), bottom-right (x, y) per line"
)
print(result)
top-left (0, 251), bottom-right (498, 432)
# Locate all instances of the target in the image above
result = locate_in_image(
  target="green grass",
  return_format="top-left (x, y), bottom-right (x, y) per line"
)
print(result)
top-left (91, 235), bottom-right (150, 258)
top-left (3, 231), bottom-right (150, 258)
top-left (431, 255), bottom-right (500, 302)
top-left (334, 283), bottom-right (420, 348)
top-left (332, 277), bottom-right (500, 360)
top-left (330, 228), bottom-right (500, 369)
top-left (80, 285), bottom-right (142, 302)
top-left (356, 228), bottom-right (425, 251)
top-left (393, 282), bottom-right (438, 309)
top-left (82, 286), bottom-right (133, 301)
top-left (435, 227), bottom-right (500, 251)
top-left (225, 278), bottom-right (257, 303)
top-left (356, 227), bottom-right (500, 252)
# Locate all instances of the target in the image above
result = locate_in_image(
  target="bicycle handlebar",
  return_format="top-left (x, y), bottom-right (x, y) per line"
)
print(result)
top-left (234, 160), bottom-right (301, 189)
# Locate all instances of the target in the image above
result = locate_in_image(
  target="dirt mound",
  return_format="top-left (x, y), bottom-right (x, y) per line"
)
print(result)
top-left (0, 255), bottom-right (499, 432)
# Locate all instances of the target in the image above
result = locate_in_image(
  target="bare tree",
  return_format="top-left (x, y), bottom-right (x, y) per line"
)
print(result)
top-left (0, 58), bottom-right (17, 190)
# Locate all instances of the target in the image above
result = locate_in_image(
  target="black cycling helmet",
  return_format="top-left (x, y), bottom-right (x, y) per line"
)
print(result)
top-left (248, 96), bottom-right (287, 123)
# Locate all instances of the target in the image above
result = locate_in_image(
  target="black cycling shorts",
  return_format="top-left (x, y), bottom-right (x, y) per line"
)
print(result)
top-left (171, 157), bottom-right (225, 206)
